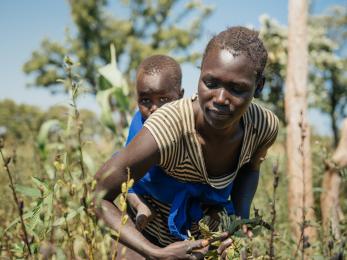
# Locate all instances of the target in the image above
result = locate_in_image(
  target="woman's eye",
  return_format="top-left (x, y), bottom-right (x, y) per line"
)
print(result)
top-left (232, 87), bottom-right (243, 94)
top-left (205, 81), bottom-right (217, 88)
top-left (230, 85), bottom-right (246, 94)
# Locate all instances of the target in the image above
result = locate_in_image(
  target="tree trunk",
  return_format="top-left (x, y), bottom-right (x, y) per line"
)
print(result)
top-left (285, 0), bottom-right (317, 243)
top-left (330, 72), bottom-right (339, 148)
top-left (321, 119), bottom-right (347, 239)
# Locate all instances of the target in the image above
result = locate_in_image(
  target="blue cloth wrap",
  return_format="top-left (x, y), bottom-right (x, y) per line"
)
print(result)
top-left (130, 169), bottom-right (234, 240)
top-left (125, 111), bottom-right (234, 240)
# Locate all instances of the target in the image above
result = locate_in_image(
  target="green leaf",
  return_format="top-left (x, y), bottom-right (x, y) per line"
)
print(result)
top-left (96, 86), bottom-right (117, 132)
top-left (27, 205), bottom-right (43, 232)
top-left (53, 206), bottom-right (84, 227)
top-left (31, 176), bottom-right (51, 194)
top-left (15, 184), bottom-right (41, 198)
top-left (114, 87), bottom-right (129, 112)
top-left (98, 44), bottom-right (129, 95)
top-left (4, 211), bottom-right (34, 233)
top-left (37, 119), bottom-right (62, 149)
top-left (83, 151), bottom-right (96, 174)
top-left (312, 255), bottom-right (326, 260)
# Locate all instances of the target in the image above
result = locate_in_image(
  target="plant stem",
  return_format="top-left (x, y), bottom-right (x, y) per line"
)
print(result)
top-left (0, 148), bottom-right (32, 256)
top-left (300, 111), bottom-right (307, 260)
top-left (112, 168), bottom-right (131, 260)
top-left (64, 216), bottom-right (75, 259)
top-left (294, 110), bottom-right (308, 259)
top-left (269, 160), bottom-right (279, 259)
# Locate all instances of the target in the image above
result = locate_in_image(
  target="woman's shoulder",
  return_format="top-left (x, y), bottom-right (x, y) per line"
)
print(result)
top-left (146, 97), bottom-right (192, 124)
top-left (143, 97), bottom-right (193, 139)
top-left (246, 102), bottom-right (279, 142)
top-left (162, 97), bottom-right (192, 112)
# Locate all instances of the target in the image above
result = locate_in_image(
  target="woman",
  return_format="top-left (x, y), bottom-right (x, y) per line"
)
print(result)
top-left (94, 26), bottom-right (279, 259)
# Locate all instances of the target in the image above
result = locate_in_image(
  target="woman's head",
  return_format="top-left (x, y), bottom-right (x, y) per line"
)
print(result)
top-left (136, 55), bottom-right (184, 120)
top-left (198, 27), bottom-right (267, 130)
top-left (202, 26), bottom-right (267, 84)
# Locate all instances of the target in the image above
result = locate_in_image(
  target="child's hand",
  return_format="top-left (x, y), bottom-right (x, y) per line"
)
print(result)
top-left (127, 193), bottom-right (154, 231)
top-left (135, 203), bottom-right (153, 231)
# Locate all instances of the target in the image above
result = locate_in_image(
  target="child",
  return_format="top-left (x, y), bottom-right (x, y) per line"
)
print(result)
top-left (125, 54), bottom-right (184, 231)
top-left (95, 26), bottom-right (279, 259)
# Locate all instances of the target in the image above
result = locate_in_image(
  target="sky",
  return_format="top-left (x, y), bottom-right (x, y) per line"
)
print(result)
top-left (0, 0), bottom-right (346, 135)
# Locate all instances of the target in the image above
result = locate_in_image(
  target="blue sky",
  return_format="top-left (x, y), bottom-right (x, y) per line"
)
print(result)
top-left (1, 0), bottom-right (346, 135)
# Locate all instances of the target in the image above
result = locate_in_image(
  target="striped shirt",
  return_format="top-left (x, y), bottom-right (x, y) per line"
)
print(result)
top-left (138, 96), bottom-right (278, 246)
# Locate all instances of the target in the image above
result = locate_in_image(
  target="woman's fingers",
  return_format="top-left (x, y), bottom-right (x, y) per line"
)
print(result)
top-left (242, 224), bottom-right (253, 239)
top-left (186, 240), bottom-right (209, 260)
top-left (217, 238), bottom-right (233, 255)
top-left (191, 239), bottom-right (209, 250)
top-left (242, 224), bottom-right (248, 234)
top-left (219, 231), bottom-right (230, 241)
top-left (188, 251), bottom-right (205, 260)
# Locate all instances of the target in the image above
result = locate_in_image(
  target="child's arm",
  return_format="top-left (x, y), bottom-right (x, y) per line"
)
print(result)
top-left (125, 111), bottom-right (152, 231)
top-left (124, 111), bottom-right (154, 231)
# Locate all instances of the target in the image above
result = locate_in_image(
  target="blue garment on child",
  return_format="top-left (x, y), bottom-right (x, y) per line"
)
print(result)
top-left (126, 111), bottom-right (234, 240)
top-left (131, 169), bottom-right (234, 240)
top-left (125, 110), bottom-right (145, 145)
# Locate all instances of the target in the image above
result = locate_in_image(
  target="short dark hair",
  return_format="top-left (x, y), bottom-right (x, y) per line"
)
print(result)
top-left (202, 26), bottom-right (268, 82)
top-left (137, 55), bottom-right (182, 89)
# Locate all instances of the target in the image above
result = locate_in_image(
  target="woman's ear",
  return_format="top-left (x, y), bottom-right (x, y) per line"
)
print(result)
top-left (254, 75), bottom-right (265, 98)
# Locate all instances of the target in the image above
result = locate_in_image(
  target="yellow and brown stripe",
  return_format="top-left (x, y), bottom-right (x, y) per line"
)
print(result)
top-left (141, 97), bottom-right (278, 246)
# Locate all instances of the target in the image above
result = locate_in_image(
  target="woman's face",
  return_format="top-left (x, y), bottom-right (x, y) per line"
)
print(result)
top-left (198, 47), bottom-right (259, 130)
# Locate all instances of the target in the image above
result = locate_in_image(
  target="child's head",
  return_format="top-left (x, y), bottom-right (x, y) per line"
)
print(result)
top-left (136, 55), bottom-right (184, 120)
top-left (198, 26), bottom-right (268, 129)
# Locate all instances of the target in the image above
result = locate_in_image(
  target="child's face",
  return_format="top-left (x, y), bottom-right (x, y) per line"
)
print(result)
top-left (136, 70), bottom-right (183, 120)
top-left (198, 47), bottom-right (261, 130)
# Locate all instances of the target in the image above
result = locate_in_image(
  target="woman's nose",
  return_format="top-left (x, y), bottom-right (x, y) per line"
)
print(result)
top-left (214, 88), bottom-right (230, 105)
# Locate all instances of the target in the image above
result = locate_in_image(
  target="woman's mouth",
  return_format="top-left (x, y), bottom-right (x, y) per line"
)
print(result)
top-left (207, 109), bottom-right (233, 120)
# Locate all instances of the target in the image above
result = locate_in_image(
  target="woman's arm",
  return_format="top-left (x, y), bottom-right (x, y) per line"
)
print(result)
top-left (230, 136), bottom-right (276, 219)
top-left (230, 165), bottom-right (260, 219)
top-left (94, 128), bottom-right (208, 259)
top-left (94, 127), bottom-right (162, 257)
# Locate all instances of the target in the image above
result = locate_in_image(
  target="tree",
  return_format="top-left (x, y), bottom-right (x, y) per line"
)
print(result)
top-left (285, 0), bottom-right (316, 246)
top-left (309, 6), bottom-right (347, 147)
top-left (259, 6), bottom-right (347, 144)
top-left (320, 119), bottom-right (347, 240)
top-left (259, 16), bottom-right (287, 122)
top-left (23, 0), bottom-right (212, 95)
top-left (0, 100), bottom-right (43, 141)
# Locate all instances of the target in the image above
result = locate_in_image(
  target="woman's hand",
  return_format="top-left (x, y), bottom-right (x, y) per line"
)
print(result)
top-left (217, 236), bottom-right (233, 259)
top-left (216, 227), bottom-right (253, 259)
top-left (242, 224), bottom-right (253, 238)
top-left (153, 239), bottom-right (209, 260)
